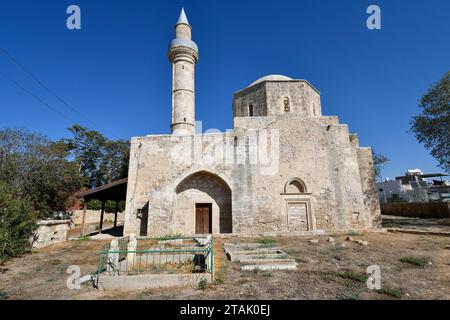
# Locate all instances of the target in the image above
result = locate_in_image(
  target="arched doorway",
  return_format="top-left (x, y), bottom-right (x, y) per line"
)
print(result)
top-left (175, 171), bottom-right (232, 234)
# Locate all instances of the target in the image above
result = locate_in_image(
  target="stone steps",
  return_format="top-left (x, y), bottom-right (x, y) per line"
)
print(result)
top-left (224, 242), bottom-right (297, 271)
top-left (231, 249), bottom-right (281, 255)
top-left (230, 253), bottom-right (288, 262)
top-left (239, 258), bottom-right (298, 271)
top-left (223, 243), bottom-right (278, 254)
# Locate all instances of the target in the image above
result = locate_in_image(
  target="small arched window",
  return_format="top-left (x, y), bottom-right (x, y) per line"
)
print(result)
top-left (284, 97), bottom-right (290, 112)
top-left (249, 104), bottom-right (254, 117)
top-left (284, 178), bottom-right (307, 193)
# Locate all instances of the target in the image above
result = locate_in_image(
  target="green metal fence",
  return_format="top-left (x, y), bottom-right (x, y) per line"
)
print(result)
top-left (97, 236), bottom-right (214, 279)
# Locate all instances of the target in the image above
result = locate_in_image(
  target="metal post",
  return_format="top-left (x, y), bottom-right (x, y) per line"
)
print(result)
top-left (114, 200), bottom-right (119, 229)
top-left (81, 202), bottom-right (87, 237)
top-left (99, 200), bottom-right (105, 234)
top-left (381, 178), bottom-right (387, 203)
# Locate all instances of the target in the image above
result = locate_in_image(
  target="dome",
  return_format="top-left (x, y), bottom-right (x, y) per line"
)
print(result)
top-left (249, 74), bottom-right (293, 87)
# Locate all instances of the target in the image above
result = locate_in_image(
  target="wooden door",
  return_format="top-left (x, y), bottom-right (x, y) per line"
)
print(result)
top-left (195, 204), bottom-right (212, 234)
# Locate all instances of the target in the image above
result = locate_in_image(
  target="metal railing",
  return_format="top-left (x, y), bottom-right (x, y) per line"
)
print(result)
top-left (97, 235), bottom-right (214, 279)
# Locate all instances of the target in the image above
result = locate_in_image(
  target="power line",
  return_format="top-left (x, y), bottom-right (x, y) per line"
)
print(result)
top-left (0, 47), bottom-right (121, 139)
top-left (0, 70), bottom-right (78, 124)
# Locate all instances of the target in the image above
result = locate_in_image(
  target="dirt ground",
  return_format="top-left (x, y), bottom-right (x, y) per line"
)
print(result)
top-left (0, 221), bottom-right (449, 300)
top-left (381, 215), bottom-right (450, 233)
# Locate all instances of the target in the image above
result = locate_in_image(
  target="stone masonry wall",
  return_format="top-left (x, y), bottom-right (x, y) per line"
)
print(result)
top-left (124, 77), bottom-right (380, 237)
top-left (124, 113), bottom-right (380, 236)
top-left (233, 80), bottom-right (322, 119)
top-left (31, 220), bottom-right (71, 248)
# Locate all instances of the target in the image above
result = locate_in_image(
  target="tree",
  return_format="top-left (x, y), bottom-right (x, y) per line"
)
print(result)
top-left (64, 124), bottom-right (107, 187)
top-left (0, 182), bottom-right (36, 263)
top-left (372, 151), bottom-right (389, 180)
top-left (63, 125), bottom-right (129, 188)
top-left (0, 128), bottom-right (84, 218)
top-left (101, 140), bottom-right (129, 184)
top-left (410, 71), bottom-right (450, 172)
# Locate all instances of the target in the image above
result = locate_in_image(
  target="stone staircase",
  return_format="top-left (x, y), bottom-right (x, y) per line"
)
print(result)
top-left (224, 243), bottom-right (298, 271)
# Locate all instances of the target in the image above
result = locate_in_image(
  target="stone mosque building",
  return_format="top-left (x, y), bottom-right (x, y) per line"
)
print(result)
top-left (123, 9), bottom-right (381, 237)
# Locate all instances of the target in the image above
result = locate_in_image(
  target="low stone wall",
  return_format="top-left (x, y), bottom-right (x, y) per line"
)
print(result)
top-left (71, 210), bottom-right (125, 225)
top-left (381, 202), bottom-right (450, 218)
top-left (31, 220), bottom-right (72, 248)
top-left (98, 273), bottom-right (212, 291)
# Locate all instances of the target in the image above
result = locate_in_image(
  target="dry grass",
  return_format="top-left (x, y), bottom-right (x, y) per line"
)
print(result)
top-left (0, 231), bottom-right (449, 300)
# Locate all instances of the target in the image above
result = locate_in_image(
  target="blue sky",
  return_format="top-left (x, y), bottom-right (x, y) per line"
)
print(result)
top-left (0, 0), bottom-right (449, 179)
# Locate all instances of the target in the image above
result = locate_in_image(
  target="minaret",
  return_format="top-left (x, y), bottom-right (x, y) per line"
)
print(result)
top-left (168, 8), bottom-right (199, 135)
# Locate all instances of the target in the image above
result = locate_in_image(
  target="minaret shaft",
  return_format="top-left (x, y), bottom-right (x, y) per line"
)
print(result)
top-left (169, 9), bottom-right (198, 135)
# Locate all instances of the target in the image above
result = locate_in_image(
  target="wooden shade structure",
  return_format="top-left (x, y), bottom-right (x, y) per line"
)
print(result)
top-left (77, 178), bottom-right (128, 236)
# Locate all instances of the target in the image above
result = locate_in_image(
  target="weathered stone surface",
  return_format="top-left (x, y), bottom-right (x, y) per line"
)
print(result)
top-left (355, 240), bottom-right (369, 246)
top-left (240, 259), bottom-right (298, 271)
top-left (31, 220), bottom-right (71, 248)
top-left (225, 242), bottom-right (296, 270)
top-left (98, 273), bottom-right (211, 291)
top-left (126, 234), bottom-right (137, 266)
top-left (106, 239), bottom-right (120, 275)
top-left (122, 10), bottom-right (381, 237)
top-left (70, 209), bottom-right (124, 225)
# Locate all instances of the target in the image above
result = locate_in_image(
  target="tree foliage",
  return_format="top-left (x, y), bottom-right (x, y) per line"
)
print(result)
top-left (0, 126), bottom-right (129, 263)
top-left (0, 128), bottom-right (84, 218)
top-left (0, 182), bottom-right (36, 263)
top-left (63, 125), bottom-right (129, 188)
top-left (410, 71), bottom-right (450, 172)
top-left (87, 199), bottom-right (126, 213)
top-left (372, 151), bottom-right (389, 180)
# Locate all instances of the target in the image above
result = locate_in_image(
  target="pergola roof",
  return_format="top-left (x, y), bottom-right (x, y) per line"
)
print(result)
top-left (78, 178), bottom-right (128, 202)
top-left (419, 173), bottom-right (449, 178)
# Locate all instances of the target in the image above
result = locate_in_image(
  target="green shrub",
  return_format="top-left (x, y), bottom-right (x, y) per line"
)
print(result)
top-left (337, 290), bottom-right (362, 300)
top-left (0, 183), bottom-right (36, 263)
top-left (339, 271), bottom-right (367, 282)
top-left (261, 270), bottom-right (273, 277)
top-left (51, 259), bottom-right (62, 265)
top-left (258, 238), bottom-right (277, 245)
top-left (0, 290), bottom-right (9, 300)
top-left (87, 199), bottom-right (126, 213)
top-left (214, 263), bottom-right (229, 285)
top-left (197, 278), bottom-right (208, 290)
top-left (157, 234), bottom-right (183, 241)
top-left (400, 256), bottom-right (427, 268)
top-left (376, 287), bottom-right (403, 298)
top-left (214, 277), bottom-right (224, 285)
top-left (347, 231), bottom-right (363, 237)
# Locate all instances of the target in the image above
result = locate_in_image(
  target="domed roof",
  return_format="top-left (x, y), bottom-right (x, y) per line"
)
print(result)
top-left (249, 74), bottom-right (293, 87)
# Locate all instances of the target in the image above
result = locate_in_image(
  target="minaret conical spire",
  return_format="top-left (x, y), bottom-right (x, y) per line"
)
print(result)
top-left (176, 7), bottom-right (190, 26)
